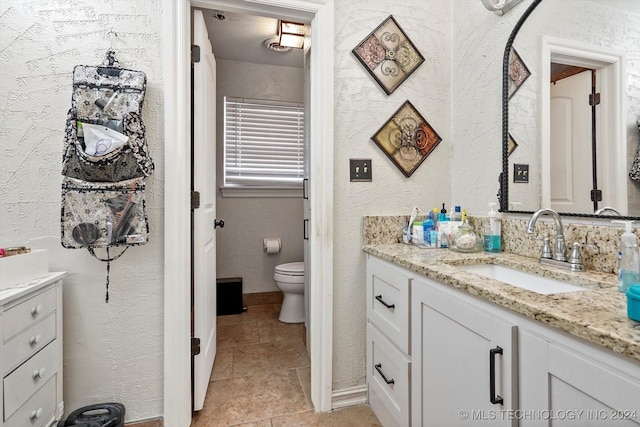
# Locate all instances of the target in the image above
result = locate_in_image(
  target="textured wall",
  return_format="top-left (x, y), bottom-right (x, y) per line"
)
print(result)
top-left (0, 0), bottom-right (164, 421)
top-left (453, 0), bottom-right (640, 215)
top-left (451, 0), bottom-right (525, 216)
top-left (333, 0), bottom-right (451, 390)
top-left (215, 59), bottom-right (304, 294)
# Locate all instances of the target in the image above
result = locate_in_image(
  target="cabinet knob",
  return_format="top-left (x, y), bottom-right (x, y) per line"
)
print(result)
top-left (29, 334), bottom-right (42, 346)
top-left (32, 367), bottom-right (45, 380)
top-left (30, 408), bottom-right (43, 420)
top-left (30, 304), bottom-right (43, 316)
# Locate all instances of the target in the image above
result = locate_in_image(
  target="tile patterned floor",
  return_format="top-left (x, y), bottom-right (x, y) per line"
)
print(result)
top-left (191, 304), bottom-right (381, 426)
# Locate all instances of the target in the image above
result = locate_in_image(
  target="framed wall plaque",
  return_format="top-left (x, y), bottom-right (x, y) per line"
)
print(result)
top-left (352, 15), bottom-right (424, 95)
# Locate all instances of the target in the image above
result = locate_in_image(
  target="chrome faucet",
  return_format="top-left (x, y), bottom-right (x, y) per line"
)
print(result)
top-left (526, 208), bottom-right (567, 262)
top-left (594, 206), bottom-right (621, 216)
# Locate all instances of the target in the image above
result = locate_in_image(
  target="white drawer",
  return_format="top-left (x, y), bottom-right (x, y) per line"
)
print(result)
top-left (4, 375), bottom-right (56, 427)
top-left (2, 313), bottom-right (56, 376)
top-left (3, 286), bottom-right (56, 342)
top-left (367, 324), bottom-right (410, 427)
top-left (366, 256), bottom-right (411, 354)
top-left (4, 340), bottom-right (58, 419)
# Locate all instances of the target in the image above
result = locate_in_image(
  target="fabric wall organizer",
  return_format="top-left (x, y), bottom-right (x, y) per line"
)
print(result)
top-left (60, 50), bottom-right (154, 302)
top-left (629, 118), bottom-right (640, 182)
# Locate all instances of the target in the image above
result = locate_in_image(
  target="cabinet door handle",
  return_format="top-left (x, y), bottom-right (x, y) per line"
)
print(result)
top-left (375, 295), bottom-right (395, 310)
top-left (32, 368), bottom-right (45, 380)
top-left (303, 219), bottom-right (309, 240)
top-left (30, 408), bottom-right (43, 420)
top-left (374, 363), bottom-right (395, 385)
top-left (29, 334), bottom-right (42, 346)
top-left (31, 304), bottom-right (43, 316)
top-left (489, 346), bottom-right (504, 405)
top-left (303, 178), bottom-right (309, 199)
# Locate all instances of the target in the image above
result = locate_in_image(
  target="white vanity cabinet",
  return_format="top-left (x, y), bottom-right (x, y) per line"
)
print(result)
top-left (519, 328), bottom-right (640, 426)
top-left (365, 256), bottom-right (412, 427)
top-left (365, 253), bottom-right (640, 427)
top-left (0, 274), bottom-right (64, 427)
top-left (411, 275), bottom-right (518, 427)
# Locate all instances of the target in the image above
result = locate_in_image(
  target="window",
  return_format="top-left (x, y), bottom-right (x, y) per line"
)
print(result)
top-left (222, 96), bottom-right (305, 197)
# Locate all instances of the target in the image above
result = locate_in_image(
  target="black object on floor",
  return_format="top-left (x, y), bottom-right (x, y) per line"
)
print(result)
top-left (217, 277), bottom-right (244, 315)
top-left (60, 402), bottom-right (125, 427)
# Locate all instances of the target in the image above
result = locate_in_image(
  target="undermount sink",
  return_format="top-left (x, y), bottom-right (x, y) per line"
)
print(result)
top-left (456, 263), bottom-right (587, 295)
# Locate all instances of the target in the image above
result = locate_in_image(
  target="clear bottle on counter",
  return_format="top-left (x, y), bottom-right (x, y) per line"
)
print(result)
top-left (612, 220), bottom-right (640, 293)
top-left (483, 203), bottom-right (502, 253)
top-left (412, 221), bottom-right (423, 244)
top-left (423, 219), bottom-right (435, 247)
top-left (451, 205), bottom-right (462, 222)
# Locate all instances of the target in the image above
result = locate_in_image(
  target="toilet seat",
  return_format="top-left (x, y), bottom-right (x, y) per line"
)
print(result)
top-left (275, 262), bottom-right (304, 276)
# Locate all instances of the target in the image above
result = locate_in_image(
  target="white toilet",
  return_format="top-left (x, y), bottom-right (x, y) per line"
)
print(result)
top-left (274, 262), bottom-right (305, 323)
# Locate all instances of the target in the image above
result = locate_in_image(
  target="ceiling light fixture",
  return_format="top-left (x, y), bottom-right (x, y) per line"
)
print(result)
top-left (481, 0), bottom-right (524, 15)
top-left (278, 20), bottom-right (306, 49)
top-left (263, 36), bottom-right (291, 53)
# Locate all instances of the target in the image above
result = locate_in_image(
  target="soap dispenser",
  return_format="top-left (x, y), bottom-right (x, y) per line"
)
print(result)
top-left (612, 220), bottom-right (640, 293)
top-left (484, 203), bottom-right (502, 252)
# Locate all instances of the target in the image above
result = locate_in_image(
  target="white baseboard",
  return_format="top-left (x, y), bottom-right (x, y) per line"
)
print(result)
top-left (331, 384), bottom-right (368, 409)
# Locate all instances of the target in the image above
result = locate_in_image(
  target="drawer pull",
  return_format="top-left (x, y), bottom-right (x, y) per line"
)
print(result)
top-left (29, 334), bottom-right (42, 346)
top-left (375, 295), bottom-right (395, 310)
top-left (30, 408), bottom-right (43, 420)
top-left (374, 363), bottom-right (395, 385)
top-left (31, 304), bottom-right (43, 316)
top-left (32, 367), bottom-right (46, 380)
top-left (489, 346), bottom-right (504, 405)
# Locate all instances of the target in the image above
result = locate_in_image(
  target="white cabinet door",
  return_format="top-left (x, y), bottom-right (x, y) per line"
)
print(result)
top-left (412, 276), bottom-right (518, 427)
top-left (520, 330), bottom-right (640, 427)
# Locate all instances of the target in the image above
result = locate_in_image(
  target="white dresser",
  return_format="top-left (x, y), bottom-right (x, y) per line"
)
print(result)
top-left (0, 273), bottom-right (64, 427)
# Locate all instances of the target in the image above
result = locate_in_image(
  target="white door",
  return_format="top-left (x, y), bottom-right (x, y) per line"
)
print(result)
top-left (193, 9), bottom-right (217, 412)
top-left (302, 41), bottom-right (311, 350)
top-left (550, 70), bottom-right (594, 213)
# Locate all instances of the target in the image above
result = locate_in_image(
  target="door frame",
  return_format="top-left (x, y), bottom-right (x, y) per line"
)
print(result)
top-left (541, 36), bottom-right (627, 214)
top-left (162, 1), bottom-right (335, 426)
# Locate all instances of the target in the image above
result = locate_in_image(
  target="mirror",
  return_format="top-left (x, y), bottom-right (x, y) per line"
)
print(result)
top-left (500, 0), bottom-right (640, 219)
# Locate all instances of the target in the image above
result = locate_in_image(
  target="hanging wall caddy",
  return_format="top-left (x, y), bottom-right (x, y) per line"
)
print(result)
top-left (60, 50), bottom-right (154, 302)
top-left (352, 15), bottom-right (424, 95)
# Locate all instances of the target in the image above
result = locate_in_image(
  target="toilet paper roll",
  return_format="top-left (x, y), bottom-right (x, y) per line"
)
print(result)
top-left (263, 238), bottom-right (281, 254)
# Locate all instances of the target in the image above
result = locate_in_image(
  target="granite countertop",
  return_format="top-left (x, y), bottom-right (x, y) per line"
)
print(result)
top-left (363, 243), bottom-right (640, 362)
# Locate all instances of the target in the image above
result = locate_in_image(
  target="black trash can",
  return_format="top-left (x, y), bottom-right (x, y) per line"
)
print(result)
top-left (217, 277), bottom-right (244, 315)
top-left (61, 403), bottom-right (125, 427)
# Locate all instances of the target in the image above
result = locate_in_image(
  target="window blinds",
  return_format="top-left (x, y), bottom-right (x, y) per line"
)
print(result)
top-left (224, 97), bottom-right (305, 187)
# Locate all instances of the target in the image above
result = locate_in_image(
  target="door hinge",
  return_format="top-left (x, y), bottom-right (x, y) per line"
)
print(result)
top-left (191, 45), bottom-right (201, 63)
top-left (591, 189), bottom-right (603, 202)
top-left (191, 191), bottom-right (201, 210)
top-left (191, 337), bottom-right (201, 356)
top-left (589, 93), bottom-right (601, 106)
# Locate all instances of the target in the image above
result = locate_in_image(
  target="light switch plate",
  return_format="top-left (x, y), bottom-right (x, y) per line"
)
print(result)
top-left (514, 164), bottom-right (529, 183)
top-left (350, 159), bottom-right (372, 182)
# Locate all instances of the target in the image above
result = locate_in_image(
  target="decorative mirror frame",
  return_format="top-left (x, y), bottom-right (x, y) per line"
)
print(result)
top-left (498, 0), bottom-right (640, 220)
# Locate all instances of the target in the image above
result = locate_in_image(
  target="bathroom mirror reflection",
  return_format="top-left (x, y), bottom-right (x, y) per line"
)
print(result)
top-left (501, 0), bottom-right (640, 218)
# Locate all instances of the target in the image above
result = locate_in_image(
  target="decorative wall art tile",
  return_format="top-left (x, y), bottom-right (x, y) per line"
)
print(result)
top-left (508, 48), bottom-right (530, 98)
top-left (508, 133), bottom-right (518, 156)
top-left (352, 15), bottom-right (424, 95)
top-left (371, 101), bottom-right (442, 177)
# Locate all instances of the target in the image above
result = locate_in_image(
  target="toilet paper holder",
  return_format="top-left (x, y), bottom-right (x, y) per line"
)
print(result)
top-left (263, 238), bottom-right (282, 254)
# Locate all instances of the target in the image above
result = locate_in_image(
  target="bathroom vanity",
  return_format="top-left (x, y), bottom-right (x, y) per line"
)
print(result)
top-left (364, 244), bottom-right (640, 427)
top-left (0, 273), bottom-right (64, 427)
